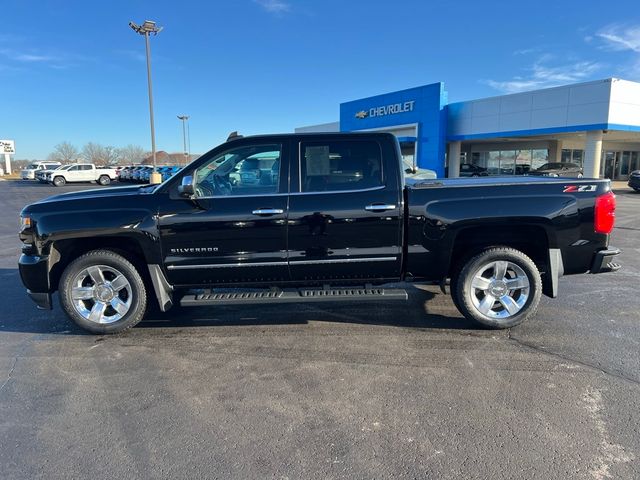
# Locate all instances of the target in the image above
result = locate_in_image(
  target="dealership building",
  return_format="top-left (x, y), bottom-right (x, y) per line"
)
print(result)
top-left (296, 78), bottom-right (640, 180)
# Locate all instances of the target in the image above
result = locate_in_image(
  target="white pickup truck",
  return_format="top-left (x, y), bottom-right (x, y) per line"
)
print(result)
top-left (48, 163), bottom-right (118, 187)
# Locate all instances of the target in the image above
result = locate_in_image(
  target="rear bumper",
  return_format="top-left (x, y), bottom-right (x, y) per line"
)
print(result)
top-left (590, 247), bottom-right (621, 273)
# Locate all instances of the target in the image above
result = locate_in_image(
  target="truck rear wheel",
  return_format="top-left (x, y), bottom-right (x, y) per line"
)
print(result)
top-left (454, 247), bottom-right (542, 329)
top-left (53, 176), bottom-right (65, 187)
top-left (59, 250), bottom-right (148, 334)
top-left (98, 175), bottom-right (111, 186)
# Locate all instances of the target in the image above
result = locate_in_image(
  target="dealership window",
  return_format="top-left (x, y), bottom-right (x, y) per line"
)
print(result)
top-left (561, 149), bottom-right (584, 168)
top-left (621, 151), bottom-right (631, 176)
top-left (531, 149), bottom-right (548, 170)
top-left (469, 149), bottom-right (549, 175)
top-left (500, 151), bottom-right (515, 175)
top-left (572, 150), bottom-right (583, 166)
top-left (399, 141), bottom-right (416, 170)
top-left (300, 140), bottom-right (383, 192)
top-left (632, 152), bottom-right (639, 172)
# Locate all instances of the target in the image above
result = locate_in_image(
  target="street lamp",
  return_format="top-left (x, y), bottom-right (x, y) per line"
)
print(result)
top-left (129, 19), bottom-right (163, 184)
top-left (177, 115), bottom-right (190, 165)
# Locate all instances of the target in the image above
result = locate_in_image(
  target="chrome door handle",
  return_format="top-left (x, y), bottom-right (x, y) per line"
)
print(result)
top-left (252, 208), bottom-right (284, 215)
top-left (365, 204), bottom-right (396, 212)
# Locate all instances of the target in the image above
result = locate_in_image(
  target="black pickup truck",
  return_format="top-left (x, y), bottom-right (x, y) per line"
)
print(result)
top-left (18, 133), bottom-right (620, 334)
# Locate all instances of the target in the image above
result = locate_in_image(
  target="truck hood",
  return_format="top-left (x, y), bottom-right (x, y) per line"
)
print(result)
top-left (31, 185), bottom-right (155, 205)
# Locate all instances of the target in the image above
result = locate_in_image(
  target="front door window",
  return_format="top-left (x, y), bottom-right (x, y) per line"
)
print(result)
top-left (193, 144), bottom-right (281, 198)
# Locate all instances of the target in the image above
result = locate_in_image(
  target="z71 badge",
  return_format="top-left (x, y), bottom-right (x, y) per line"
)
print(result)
top-left (563, 185), bottom-right (597, 193)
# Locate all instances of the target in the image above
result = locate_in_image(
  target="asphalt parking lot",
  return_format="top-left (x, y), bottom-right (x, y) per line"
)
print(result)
top-left (0, 179), bottom-right (638, 479)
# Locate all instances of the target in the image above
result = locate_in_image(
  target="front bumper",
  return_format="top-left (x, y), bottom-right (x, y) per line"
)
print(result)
top-left (19, 253), bottom-right (53, 309)
top-left (27, 290), bottom-right (52, 310)
top-left (628, 175), bottom-right (640, 190)
top-left (590, 247), bottom-right (621, 273)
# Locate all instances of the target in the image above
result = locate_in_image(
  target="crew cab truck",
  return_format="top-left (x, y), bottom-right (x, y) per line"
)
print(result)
top-left (48, 163), bottom-right (118, 187)
top-left (18, 133), bottom-right (620, 334)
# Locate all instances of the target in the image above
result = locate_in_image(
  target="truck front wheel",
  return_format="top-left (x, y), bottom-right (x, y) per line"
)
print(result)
top-left (59, 250), bottom-right (148, 334)
top-left (53, 176), bottom-right (65, 187)
top-left (454, 247), bottom-right (542, 329)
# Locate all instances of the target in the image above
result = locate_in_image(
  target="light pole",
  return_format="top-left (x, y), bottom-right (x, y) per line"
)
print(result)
top-left (177, 115), bottom-right (190, 165)
top-left (129, 19), bottom-right (163, 184)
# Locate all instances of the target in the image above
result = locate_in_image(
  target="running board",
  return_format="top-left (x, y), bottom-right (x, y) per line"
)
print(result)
top-left (180, 287), bottom-right (408, 307)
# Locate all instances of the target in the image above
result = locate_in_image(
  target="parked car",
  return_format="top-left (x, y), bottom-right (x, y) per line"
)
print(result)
top-left (129, 166), bottom-right (143, 182)
top-left (38, 164), bottom-right (71, 183)
top-left (121, 166), bottom-right (141, 181)
top-left (629, 170), bottom-right (640, 191)
top-left (528, 162), bottom-right (583, 178)
top-left (20, 161), bottom-right (62, 180)
top-left (459, 164), bottom-right (489, 177)
top-left (48, 163), bottom-right (118, 187)
top-left (133, 165), bottom-right (154, 183)
top-left (140, 166), bottom-right (156, 183)
top-left (18, 132), bottom-right (620, 334)
top-left (161, 166), bottom-right (182, 182)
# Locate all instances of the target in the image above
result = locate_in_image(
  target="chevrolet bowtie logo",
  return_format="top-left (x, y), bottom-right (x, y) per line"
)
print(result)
top-left (355, 110), bottom-right (368, 119)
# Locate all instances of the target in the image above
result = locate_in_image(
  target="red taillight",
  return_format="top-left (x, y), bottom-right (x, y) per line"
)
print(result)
top-left (594, 191), bottom-right (616, 234)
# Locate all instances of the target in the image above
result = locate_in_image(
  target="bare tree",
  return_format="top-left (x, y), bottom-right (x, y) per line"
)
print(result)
top-left (117, 144), bottom-right (146, 165)
top-left (49, 141), bottom-right (80, 163)
top-left (81, 142), bottom-right (106, 164)
top-left (103, 146), bottom-right (121, 165)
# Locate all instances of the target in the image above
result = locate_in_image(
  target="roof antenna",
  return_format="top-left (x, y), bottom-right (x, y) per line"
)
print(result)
top-left (227, 131), bottom-right (242, 141)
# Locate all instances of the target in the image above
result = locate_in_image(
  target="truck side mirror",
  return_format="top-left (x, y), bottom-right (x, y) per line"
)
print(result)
top-left (178, 175), bottom-right (195, 197)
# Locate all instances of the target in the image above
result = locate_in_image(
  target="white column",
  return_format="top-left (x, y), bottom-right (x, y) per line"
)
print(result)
top-left (584, 131), bottom-right (603, 178)
top-left (447, 141), bottom-right (461, 178)
top-left (3, 154), bottom-right (10, 175)
top-left (548, 140), bottom-right (563, 163)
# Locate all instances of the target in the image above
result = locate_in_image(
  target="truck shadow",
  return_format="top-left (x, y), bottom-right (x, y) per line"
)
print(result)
top-left (140, 285), bottom-right (478, 331)
top-left (0, 268), bottom-right (478, 334)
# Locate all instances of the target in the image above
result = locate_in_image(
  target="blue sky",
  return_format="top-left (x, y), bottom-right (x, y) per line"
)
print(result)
top-left (1, 0), bottom-right (640, 159)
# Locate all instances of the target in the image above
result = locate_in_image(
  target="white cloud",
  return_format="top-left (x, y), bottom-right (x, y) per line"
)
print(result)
top-left (596, 25), bottom-right (640, 53)
top-left (254, 0), bottom-right (291, 14)
top-left (0, 48), bottom-right (57, 63)
top-left (484, 58), bottom-right (604, 93)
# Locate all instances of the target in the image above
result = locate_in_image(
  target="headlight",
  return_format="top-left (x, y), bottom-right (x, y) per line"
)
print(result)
top-left (20, 215), bottom-right (32, 231)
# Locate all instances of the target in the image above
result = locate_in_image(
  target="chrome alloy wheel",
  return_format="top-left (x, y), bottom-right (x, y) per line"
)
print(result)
top-left (469, 260), bottom-right (530, 320)
top-left (71, 265), bottom-right (132, 324)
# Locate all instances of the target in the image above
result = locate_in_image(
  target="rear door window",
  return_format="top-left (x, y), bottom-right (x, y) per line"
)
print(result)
top-left (299, 140), bottom-right (383, 193)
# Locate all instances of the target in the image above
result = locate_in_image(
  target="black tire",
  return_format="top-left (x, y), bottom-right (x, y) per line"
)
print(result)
top-left (454, 247), bottom-right (542, 329)
top-left (53, 176), bottom-right (65, 187)
top-left (59, 250), bottom-right (148, 334)
top-left (98, 175), bottom-right (111, 186)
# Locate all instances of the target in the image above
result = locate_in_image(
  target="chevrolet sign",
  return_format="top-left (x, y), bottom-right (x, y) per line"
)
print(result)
top-left (355, 101), bottom-right (415, 119)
